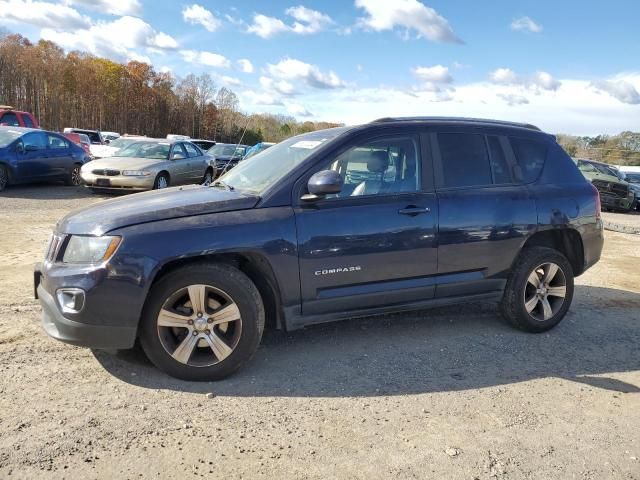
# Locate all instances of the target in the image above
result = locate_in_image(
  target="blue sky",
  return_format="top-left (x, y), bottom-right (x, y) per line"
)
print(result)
top-left (1, 0), bottom-right (640, 134)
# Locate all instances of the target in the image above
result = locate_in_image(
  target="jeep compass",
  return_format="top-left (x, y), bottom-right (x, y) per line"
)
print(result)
top-left (35, 117), bottom-right (604, 380)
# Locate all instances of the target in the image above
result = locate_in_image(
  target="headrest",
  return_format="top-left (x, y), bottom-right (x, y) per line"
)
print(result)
top-left (367, 150), bottom-right (389, 173)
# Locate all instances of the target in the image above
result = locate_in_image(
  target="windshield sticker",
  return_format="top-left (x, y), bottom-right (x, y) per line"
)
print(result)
top-left (291, 140), bottom-right (325, 149)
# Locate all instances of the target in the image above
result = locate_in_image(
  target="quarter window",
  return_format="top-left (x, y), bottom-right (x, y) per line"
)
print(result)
top-left (323, 135), bottom-right (420, 198)
top-left (438, 133), bottom-right (492, 188)
top-left (510, 137), bottom-right (547, 183)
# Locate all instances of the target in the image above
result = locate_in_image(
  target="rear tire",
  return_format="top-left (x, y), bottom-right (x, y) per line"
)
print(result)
top-left (65, 164), bottom-right (82, 186)
top-left (0, 164), bottom-right (7, 192)
top-left (153, 172), bottom-right (169, 189)
top-left (139, 263), bottom-right (265, 381)
top-left (500, 247), bottom-right (574, 333)
top-left (202, 168), bottom-right (214, 185)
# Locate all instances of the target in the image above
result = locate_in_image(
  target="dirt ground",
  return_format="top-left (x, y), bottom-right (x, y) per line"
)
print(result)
top-left (0, 185), bottom-right (639, 479)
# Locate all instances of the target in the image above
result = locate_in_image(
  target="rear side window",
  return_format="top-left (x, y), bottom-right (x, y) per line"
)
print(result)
top-left (1, 112), bottom-right (20, 126)
top-left (487, 136), bottom-right (512, 184)
top-left (510, 137), bottom-right (547, 183)
top-left (21, 114), bottom-right (34, 128)
top-left (438, 133), bottom-right (492, 188)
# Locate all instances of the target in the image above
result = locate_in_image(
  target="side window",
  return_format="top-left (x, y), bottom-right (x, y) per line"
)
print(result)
top-left (438, 133), bottom-right (492, 188)
top-left (184, 143), bottom-right (201, 157)
top-left (21, 114), bottom-right (34, 128)
top-left (510, 137), bottom-right (547, 183)
top-left (48, 135), bottom-right (69, 149)
top-left (171, 143), bottom-right (187, 159)
top-left (22, 132), bottom-right (47, 150)
top-left (1, 112), bottom-right (20, 126)
top-left (487, 136), bottom-right (512, 184)
top-left (323, 135), bottom-right (420, 198)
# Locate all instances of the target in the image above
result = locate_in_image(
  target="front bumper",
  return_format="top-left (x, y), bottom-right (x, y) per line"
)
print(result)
top-left (35, 263), bottom-right (137, 350)
top-left (81, 172), bottom-right (155, 191)
top-left (600, 193), bottom-right (633, 210)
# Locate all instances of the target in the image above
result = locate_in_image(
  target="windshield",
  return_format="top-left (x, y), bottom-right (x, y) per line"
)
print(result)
top-left (114, 141), bottom-right (171, 159)
top-left (210, 144), bottom-right (244, 157)
top-left (109, 137), bottom-right (144, 150)
top-left (624, 172), bottom-right (640, 183)
top-left (220, 128), bottom-right (348, 194)
top-left (0, 128), bottom-right (24, 147)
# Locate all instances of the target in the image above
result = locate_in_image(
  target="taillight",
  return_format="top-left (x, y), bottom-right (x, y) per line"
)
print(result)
top-left (590, 183), bottom-right (601, 219)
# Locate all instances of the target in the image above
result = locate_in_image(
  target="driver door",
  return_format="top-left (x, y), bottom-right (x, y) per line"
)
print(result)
top-left (169, 143), bottom-right (190, 184)
top-left (294, 131), bottom-right (439, 317)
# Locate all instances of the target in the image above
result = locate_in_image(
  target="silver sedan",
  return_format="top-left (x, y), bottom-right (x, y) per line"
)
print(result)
top-left (81, 139), bottom-right (216, 192)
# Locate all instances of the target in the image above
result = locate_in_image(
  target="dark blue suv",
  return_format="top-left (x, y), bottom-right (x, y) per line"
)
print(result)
top-left (0, 126), bottom-right (88, 191)
top-left (35, 118), bottom-right (604, 380)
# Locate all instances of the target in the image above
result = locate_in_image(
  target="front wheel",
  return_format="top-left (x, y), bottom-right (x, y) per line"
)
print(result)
top-left (500, 247), bottom-right (574, 333)
top-left (153, 173), bottom-right (169, 190)
top-left (139, 263), bottom-right (265, 381)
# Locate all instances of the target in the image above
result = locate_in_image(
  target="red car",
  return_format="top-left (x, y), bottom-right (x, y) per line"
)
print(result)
top-left (0, 106), bottom-right (39, 128)
top-left (64, 132), bottom-right (92, 157)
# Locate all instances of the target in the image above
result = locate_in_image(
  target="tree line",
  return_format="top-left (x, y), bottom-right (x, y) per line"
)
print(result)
top-left (0, 34), bottom-right (341, 144)
top-left (556, 132), bottom-right (640, 166)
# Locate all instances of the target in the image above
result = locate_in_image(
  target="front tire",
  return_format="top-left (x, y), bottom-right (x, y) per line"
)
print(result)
top-left (500, 247), bottom-right (574, 333)
top-left (153, 173), bottom-right (169, 189)
top-left (139, 263), bottom-right (265, 381)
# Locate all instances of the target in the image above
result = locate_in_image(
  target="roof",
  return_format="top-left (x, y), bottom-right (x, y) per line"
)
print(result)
top-left (370, 116), bottom-right (542, 132)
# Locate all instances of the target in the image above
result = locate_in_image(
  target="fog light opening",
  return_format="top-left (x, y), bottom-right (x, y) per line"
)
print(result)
top-left (56, 288), bottom-right (86, 314)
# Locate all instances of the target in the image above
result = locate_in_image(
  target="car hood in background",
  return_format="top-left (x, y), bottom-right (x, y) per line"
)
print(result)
top-left (82, 156), bottom-right (166, 171)
top-left (90, 145), bottom-right (119, 158)
top-left (57, 185), bottom-right (260, 235)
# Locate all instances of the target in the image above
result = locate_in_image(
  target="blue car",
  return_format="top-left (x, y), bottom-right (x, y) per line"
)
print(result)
top-left (0, 126), bottom-right (89, 191)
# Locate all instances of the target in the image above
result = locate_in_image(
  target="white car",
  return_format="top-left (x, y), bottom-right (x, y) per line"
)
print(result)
top-left (91, 136), bottom-right (147, 159)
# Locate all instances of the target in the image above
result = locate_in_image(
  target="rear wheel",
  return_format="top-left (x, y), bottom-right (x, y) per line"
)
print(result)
top-left (65, 164), bottom-right (82, 186)
top-left (500, 247), bottom-right (574, 333)
top-left (153, 172), bottom-right (169, 189)
top-left (202, 168), bottom-right (214, 185)
top-left (139, 263), bottom-right (264, 381)
top-left (0, 165), bottom-right (7, 191)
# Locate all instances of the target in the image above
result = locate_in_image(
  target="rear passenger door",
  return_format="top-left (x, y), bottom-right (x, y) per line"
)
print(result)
top-left (46, 134), bottom-right (74, 179)
top-left (432, 128), bottom-right (537, 298)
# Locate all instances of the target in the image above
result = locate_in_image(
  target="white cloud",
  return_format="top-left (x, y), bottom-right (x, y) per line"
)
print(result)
top-left (497, 93), bottom-right (530, 106)
top-left (267, 58), bottom-right (345, 89)
top-left (41, 16), bottom-right (177, 61)
top-left (286, 5), bottom-right (333, 34)
top-left (287, 103), bottom-right (313, 117)
top-left (243, 90), bottom-right (284, 106)
top-left (127, 51), bottom-right (151, 64)
top-left (0, 0), bottom-right (91, 29)
top-left (247, 6), bottom-right (333, 38)
top-left (64, 0), bottom-right (142, 16)
top-left (591, 79), bottom-right (640, 105)
top-left (220, 75), bottom-right (241, 87)
top-left (247, 14), bottom-right (290, 38)
top-left (182, 4), bottom-right (221, 32)
top-left (412, 65), bottom-right (452, 83)
top-left (511, 16), bottom-right (542, 33)
top-left (355, 0), bottom-right (462, 43)
top-left (489, 68), bottom-right (561, 91)
top-left (180, 49), bottom-right (230, 68)
top-left (237, 58), bottom-right (254, 73)
top-left (259, 76), bottom-right (297, 96)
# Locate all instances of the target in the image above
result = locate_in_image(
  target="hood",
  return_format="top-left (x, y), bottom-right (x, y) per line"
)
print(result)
top-left (83, 156), bottom-right (165, 171)
top-left (57, 184), bottom-right (260, 235)
top-left (90, 145), bottom-right (118, 158)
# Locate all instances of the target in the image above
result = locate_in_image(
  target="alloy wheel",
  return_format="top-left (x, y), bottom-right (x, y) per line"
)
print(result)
top-left (157, 176), bottom-right (168, 189)
top-left (156, 284), bottom-right (242, 366)
top-left (523, 262), bottom-right (567, 321)
top-left (71, 166), bottom-right (82, 186)
top-left (0, 166), bottom-right (7, 190)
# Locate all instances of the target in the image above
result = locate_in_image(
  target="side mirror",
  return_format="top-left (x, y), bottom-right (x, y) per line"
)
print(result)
top-left (302, 170), bottom-right (343, 201)
top-left (172, 153), bottom-right (185, 160)
top-left (104, 139), bottom-right (110, 145)
top-left (15, 142), bottom-right (24, 154)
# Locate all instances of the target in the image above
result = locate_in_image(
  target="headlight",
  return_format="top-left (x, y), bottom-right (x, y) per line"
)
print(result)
top-left (62, 235), bottom-right (121, 264)
top-left (122, 170), bottom-right (151, 176)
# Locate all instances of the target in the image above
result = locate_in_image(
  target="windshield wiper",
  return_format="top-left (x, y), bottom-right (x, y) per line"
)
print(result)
top-left (211, 180), bottom-right (234, 191)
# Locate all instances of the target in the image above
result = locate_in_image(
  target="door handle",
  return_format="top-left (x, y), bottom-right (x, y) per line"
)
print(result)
top-left (398, 206), bottom-right (431, 216)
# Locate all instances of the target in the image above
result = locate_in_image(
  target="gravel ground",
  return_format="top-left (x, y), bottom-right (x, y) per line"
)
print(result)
top-left (0, 185), bottom-right (639, 479)
top-left (602, 211), bottom-right (640, 235)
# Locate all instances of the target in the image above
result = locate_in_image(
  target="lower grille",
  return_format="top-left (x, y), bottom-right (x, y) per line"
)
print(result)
top-left (592, 180), bottom-right (628, 198)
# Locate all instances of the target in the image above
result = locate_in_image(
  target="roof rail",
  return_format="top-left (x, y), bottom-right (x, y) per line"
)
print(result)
top-left (370, 116), bottom-right (541, 131)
